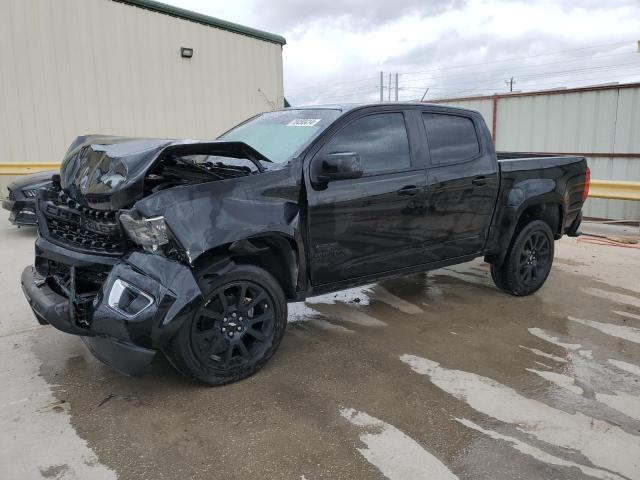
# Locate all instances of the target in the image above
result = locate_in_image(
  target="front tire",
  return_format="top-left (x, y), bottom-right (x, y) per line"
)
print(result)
top-left (491, 220), bottom-right (554, 296)
top-left (163, 264), bottom-right (287, 386)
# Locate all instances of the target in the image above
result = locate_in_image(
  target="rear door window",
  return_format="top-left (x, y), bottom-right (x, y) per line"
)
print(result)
top-left (422, 113), bottom-right (480, 165)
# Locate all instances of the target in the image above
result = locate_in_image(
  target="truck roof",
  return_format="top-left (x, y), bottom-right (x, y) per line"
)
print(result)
top-left (284, 102), bottom-right (473, 114)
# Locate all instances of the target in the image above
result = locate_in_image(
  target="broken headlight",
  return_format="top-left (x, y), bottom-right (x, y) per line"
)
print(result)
top-left (119, 212), bottom-right (169, 247)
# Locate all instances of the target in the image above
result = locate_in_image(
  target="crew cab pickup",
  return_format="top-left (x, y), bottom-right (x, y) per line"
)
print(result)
top-left (21, 103), bottom-right (589, 385)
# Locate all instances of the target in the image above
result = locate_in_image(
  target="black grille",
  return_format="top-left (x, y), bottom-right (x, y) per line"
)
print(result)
top-left (46, 217), bottom-right (125, 253)
top-left (42, 192), bottom-right (128, 255)
top-left (23, 189), bottom-right (38, 198)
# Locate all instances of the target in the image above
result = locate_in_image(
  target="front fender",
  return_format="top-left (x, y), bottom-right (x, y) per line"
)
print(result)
top-left (134, 163), bottom-right (303, 265)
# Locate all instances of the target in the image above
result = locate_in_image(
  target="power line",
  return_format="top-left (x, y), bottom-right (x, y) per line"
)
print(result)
top-left (287, 41), bottom-right (639, 104)
top-left (398, 53), bottom-right (638, 86)
top-left (285, 75), bottom-right (378, 93)
top-left (292, 66), bottom-right (640, 103)
top-left (426, 71), bottom-right (640, 100)
top-left (417, 63), bottom-right (640, 90)
top-left (293, 87), bottom-right (379, 103)
top-left (398, 51), bottom-right (638, 85)
top-left (294, 63), bottom-right (640, 103)
top-left (401, 63), bottom-right (640, 93)
top-left (284, 40), bottom-right (633, 94)
top-left (396, 40), bottom-right (632, 77)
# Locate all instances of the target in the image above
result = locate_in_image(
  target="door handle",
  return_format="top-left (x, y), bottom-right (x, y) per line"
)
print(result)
top-left (471, 176), bottom-right (488, 186)
top-left (397, 185), bottom-right (419, 196)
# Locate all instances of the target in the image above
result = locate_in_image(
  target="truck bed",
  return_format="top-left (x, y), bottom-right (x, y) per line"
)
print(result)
top-left (493, 151), bottom-right (588, 239)
top-left (496, 151), bottom-right (586, 172)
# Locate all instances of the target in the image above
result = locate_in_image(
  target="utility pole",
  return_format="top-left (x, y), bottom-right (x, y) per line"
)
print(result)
top-left (394, 73), bottom-right (398, 101)
top-left (380, 71), bottom-right (384, 102)
top-left (505, 76), bottom-right (515, 92)
top-left (388, 73), bottom-right (392, 101)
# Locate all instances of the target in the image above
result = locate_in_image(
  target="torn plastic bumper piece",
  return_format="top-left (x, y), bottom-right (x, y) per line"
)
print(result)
top-left (21, 244), bottom-right (202, 376)
top-left (81, 336), bottom-right (156, 377)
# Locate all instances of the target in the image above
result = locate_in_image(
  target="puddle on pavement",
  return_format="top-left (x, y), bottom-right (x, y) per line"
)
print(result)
top-left (27, 260), bottom-right (640, 479)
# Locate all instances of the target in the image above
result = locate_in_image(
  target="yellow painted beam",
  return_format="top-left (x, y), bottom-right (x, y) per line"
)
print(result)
top-left (589, 180), bottom-right (640, 201)
top-left (0, 163), bottom-right (60, 175)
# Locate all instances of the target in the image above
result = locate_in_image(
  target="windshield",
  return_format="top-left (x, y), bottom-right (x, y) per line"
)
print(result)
top-left (219, 109), bottom-right (342, 164)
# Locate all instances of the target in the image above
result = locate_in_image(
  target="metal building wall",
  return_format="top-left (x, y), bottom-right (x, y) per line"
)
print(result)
top-left (434, 84), bottom-right (640, 220)
top-left (443, 99), bottom-right (494, 129)
top-left (0, 0), bottom-right (284, 188)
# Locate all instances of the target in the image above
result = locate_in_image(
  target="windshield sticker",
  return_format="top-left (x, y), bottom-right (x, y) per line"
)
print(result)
top-left (287, 119), bottom-right (321, 127)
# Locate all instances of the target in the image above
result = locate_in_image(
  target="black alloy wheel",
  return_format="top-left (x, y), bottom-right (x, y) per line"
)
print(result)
top-left (163, 264), bottom-right (287, 386)
top-left (490, 220), bottom-right (555, 296)
top-left (517, 231), bottom-right (551, 287)
top-left (191, 281), bottom-right (275, 369)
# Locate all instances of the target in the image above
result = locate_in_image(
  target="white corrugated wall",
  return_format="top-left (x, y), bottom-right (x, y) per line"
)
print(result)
top-left (436, 85), bottom-right (640, 220)
top-left (0, 0), bottom-right (283, 188)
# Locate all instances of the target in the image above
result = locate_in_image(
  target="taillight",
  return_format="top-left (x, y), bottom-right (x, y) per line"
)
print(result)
top-left (582, 166), bottom-right (590, 202)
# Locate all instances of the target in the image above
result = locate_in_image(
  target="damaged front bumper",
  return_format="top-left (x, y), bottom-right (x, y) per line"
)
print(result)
top-left (21, 237), bottom-right (202, 376)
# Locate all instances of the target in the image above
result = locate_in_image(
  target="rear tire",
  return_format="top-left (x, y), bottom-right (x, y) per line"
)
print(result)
top-left (163, 263), bottom-right (287, 386)
top-left (491, 220), bottom-right (554, 296)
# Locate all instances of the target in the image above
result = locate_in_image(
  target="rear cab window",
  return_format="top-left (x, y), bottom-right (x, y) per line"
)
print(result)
top-left (422, 113), bottom-right (480, 165)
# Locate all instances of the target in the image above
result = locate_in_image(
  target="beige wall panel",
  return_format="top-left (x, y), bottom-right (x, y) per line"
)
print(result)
top-left (0, 0), bottom-right (284, 169)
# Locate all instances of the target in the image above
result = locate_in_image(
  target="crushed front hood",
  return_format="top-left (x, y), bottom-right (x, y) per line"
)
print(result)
top-left (60, 135), bottom-right (270, 210)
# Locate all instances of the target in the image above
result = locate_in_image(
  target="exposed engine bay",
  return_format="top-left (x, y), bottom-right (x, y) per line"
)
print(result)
top-left (144, 154), bottom-right (258, 195)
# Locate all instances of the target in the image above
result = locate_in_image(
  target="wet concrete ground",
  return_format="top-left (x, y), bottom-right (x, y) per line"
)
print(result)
top-left (1, 212), bottom-right (639, 480)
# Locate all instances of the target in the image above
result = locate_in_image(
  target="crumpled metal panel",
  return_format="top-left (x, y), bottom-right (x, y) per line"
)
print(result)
top-left (59, 134), bottom-right (302, 264)
top-left (135, 161), bottom-right (303, 264)
top-left (59, 135), bottom-right (273, 211)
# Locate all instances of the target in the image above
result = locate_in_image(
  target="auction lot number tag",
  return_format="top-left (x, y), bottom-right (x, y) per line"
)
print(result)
top-left (287, 119), bottom-right (321, 127)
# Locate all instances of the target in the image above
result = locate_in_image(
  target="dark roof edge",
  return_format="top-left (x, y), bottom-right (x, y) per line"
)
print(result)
top-left (427, 81), bottom-right (640, 103)
top-left (114, 0), bottom-right (286, 45)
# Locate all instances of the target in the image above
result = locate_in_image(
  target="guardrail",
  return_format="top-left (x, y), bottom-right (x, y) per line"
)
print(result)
top-left (589, 180), bottom-right (640, 201)
top-left (1, 163), bottom-right (640, 201)
top-left (0, 163), bottom-right (61, 175)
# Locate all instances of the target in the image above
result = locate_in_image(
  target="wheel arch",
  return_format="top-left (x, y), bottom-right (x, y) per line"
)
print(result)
top-left (191, 233), bottom-right (300, 300)
top-left (516, 202), bottom-right (563, 239)
top-left (486, 200), bottom-right (563, 266)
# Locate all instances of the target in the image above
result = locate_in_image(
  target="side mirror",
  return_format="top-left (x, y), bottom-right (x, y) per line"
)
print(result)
top-left (317, 152), bottom-right (363, 182)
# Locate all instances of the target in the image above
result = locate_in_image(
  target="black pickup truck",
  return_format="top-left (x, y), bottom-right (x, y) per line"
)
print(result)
top-left (21, 103), bottom-right (589, 385)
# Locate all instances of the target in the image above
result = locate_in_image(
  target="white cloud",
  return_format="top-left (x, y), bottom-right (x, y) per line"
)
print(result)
top-left (161, 0), bottom-right (640, 104)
